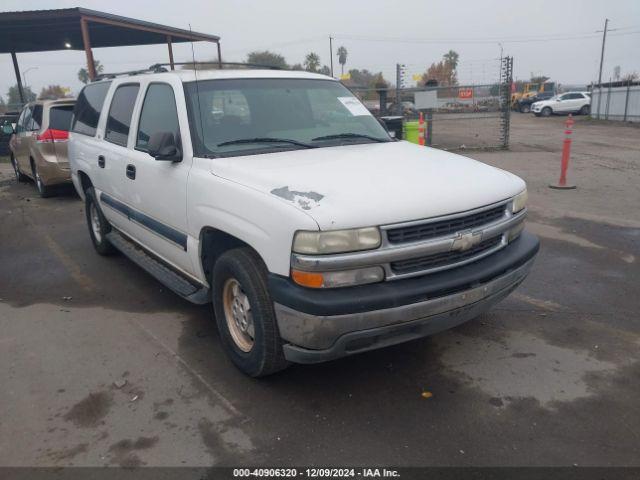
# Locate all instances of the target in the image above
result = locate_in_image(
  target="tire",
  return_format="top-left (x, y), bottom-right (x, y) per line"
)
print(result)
top-left (11, 155), bottom-right (28, 183)
top-left (212, 247), bottom-right (289, 377)
top-left (579, 105), bottom-right (590, 115)
top-left (85, 187), bottom-right (115, 255)
top-left (541, 107), bottom-right (552, 117)
top-left (519, 104), bottom-right (531, 114)
top-left (31, 162), bottom-right (55, 198)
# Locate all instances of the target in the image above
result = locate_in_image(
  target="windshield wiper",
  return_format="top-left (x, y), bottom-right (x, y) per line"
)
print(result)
top-left (311, 133), bottom-right (389, 143)
top-left (217, 137), bottom-right (316, 149)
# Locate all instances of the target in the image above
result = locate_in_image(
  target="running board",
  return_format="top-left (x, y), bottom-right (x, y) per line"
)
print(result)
top-left (105, 231), bottom-right (210, 305)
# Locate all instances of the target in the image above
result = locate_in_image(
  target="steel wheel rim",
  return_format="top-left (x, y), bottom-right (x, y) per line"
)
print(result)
top-left (222, 278), bottom-right (255, 353)
top-left (90, 203), bottom-right (102, 243)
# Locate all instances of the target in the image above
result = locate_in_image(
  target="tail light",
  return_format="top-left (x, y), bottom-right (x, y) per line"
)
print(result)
top-left (36, 129), bottom-right (69, 143)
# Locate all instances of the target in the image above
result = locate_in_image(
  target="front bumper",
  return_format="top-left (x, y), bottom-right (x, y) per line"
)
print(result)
top-left (270, 232), bottom-right (539, 363)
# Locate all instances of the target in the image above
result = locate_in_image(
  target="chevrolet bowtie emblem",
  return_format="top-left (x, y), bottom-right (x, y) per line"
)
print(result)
top-left (452, 231), bottom-right (483, 252)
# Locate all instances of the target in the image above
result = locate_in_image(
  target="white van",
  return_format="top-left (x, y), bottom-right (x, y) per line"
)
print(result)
top-left (68, 66), bottom-right (538, 376)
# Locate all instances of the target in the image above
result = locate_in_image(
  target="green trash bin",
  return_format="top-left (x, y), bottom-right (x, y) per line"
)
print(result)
top-left (403, 120), bottom-right (420, 144)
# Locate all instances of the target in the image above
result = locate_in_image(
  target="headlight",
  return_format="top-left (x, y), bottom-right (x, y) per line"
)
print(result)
top-left (293, 227), bottom-right (381, 254)
top-left (291, 266), bottom-right (385, 289)
top-left (512, 189), bottom-right (528, 213)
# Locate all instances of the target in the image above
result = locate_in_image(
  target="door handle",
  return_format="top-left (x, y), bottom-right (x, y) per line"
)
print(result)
top-left (98, 155), bottom-right (105, 168)
top-left (126, 164), bottom-right (136, 180)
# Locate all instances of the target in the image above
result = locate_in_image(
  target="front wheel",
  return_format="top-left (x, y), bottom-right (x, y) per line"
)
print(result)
top-left (541, 107), bottom-right (552, 117)
top-left (85, 187), bottom-right (115, 255)
top-left (579, 105), bottom-right (590, 115)
top-left (212, 247), bottom-right (289, 377)
top-left (519, 104), bottom-right (531, 114)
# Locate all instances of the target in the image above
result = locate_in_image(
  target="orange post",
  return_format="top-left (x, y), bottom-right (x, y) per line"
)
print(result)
top-left (549, 114), bottom-right (576, 190)
top-left (418, 112), bottom-right (425, 146)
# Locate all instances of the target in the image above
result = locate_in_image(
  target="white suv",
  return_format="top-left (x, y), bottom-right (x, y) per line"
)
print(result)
top-left (531, 91), bottom-right (591, 117)
top-left (68, 66), bottom-right (538, 376)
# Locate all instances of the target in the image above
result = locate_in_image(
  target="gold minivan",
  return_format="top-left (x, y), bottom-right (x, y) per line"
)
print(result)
top-left (5, 99), bottom-right (75, 197)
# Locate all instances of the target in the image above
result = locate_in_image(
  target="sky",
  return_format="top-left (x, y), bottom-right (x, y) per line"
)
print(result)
top-left (2, 0), bottom-right (639, 102)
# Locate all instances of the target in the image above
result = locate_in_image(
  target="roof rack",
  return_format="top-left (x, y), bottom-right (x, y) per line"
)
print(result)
top-left (92, 62), bottom-right (286, 82)
top-left (149, 61), bottom-right (285, 71)
top-left (94, 65), bottom-right (168, 81)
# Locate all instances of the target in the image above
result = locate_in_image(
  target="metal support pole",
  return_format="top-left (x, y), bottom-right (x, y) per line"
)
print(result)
top-left (329, 36), bottom-right (334, 77)
top-left (217, 42), bottom-right (222, 68)
top-left (10, 51), bottom-right (25, 105)
top-left (80, 17), bottom-right (96, 80)
top-left (596, 18), bottom-right (608, 119)
top-left (167, 36), bottom-right (175, 70)
top-left (395, 63), bottom-right (401, 115)
top-left (623, 80), bottom-right (631, 122)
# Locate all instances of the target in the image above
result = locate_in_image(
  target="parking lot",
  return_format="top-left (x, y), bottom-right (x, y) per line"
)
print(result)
top-left (0, 114), bottom-right (638, 467)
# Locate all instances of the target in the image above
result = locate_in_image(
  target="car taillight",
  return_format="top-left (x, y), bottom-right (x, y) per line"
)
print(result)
top-left (36, 129), bottom-right (69, 143)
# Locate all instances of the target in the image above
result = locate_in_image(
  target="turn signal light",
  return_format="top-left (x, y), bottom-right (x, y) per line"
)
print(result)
top-left (291, 270), bottom-right (325, 288)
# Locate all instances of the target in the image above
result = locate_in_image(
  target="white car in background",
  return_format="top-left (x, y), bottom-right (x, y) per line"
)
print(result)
top-left (531, 92), bottom-right (591, 117)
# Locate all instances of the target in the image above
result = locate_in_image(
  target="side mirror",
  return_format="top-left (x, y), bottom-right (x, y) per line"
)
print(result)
top-left (148, 131), bottom-right (181, 161)
top-left (2, 124), bottom-right (14, 135)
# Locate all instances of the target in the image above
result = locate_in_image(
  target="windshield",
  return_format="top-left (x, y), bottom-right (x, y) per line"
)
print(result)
top-left (184, 78), bottom-right (391, 157)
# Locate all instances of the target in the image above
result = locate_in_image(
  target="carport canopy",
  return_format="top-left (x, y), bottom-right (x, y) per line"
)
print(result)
top-left (0, 7), bottom-right (221, 103)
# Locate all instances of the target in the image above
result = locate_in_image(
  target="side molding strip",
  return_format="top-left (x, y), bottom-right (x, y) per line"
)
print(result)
top-left (100, 193), bottom-right (188, 251)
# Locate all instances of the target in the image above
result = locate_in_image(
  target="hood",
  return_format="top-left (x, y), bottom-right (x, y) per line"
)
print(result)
top-left (208, 141), bottom-right (525, 230)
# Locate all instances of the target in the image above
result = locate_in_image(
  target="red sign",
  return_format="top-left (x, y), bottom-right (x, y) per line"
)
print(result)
top-left (458, 88), bottom-right (473, 99)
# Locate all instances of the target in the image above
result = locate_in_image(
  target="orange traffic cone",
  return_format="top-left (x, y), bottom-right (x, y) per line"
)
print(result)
top-left (418, 112), bottom-right (425, 146)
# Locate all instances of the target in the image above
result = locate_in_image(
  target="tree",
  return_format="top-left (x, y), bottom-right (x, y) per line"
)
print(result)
top-left (443, 50), bottom-right (459, 70)
top-left (304, 52), bottom-right (321, 73)
top-left (291, 63), bottom-right (304, 71)
top-left (420, 51), bottom-right (460, 87)
top-left (530, 75), bottom-right (549, 84)
top-left (337, 46), bottom-right (348, 75)
top-left (39, 85), bottom-right (70, 100)
top-left (246, 50), bottom-right (289, 69)
top-left (7, 85), bottom-right (36, 106)
top-left (78, 60), bottom-right (104, 84)
top-left (319, 65), bottom-right (331, 76)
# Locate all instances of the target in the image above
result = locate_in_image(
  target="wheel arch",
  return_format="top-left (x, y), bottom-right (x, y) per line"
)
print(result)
top-left (199, 227), bottom-right (266, 286)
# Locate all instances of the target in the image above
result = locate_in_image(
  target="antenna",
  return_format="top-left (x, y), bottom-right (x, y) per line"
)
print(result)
top-left (189, 23), bottom-right (207, 155)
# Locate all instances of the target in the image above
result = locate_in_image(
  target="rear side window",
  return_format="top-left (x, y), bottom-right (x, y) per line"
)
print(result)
top-left (30, 105), bottom-right (43, 131)
top-left (72, 82), bottom-right (111, 136)
top-left (136, 83), bottom-right (180, 151)
top-left (49, 105), bottom-right (74, 131)
top-left (105, 84), bottom-right (140, 146)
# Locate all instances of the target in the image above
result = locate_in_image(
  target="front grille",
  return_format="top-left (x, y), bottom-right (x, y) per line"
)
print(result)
top-left (386, 204), bottom-right (506, 244)
top-left (390, 236), bottom-right (502, 275)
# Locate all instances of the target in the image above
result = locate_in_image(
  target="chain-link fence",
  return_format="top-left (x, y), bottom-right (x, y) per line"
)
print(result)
top-left (349, 57), bottom-right (513, 150)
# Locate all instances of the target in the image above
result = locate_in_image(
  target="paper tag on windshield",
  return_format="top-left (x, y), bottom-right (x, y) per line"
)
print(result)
top-left (338, 97), bottom-right (372, 116)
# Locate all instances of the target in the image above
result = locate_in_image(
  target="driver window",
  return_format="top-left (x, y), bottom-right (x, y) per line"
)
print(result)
top-left (136, 83), bottom-right (180, 152)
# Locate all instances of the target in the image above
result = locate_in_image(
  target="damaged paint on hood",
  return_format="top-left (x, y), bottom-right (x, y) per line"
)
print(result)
top-left (270, 186), bottom-right (324, 211)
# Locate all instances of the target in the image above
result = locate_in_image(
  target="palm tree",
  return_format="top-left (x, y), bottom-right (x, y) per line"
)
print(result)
top-left (443, 50), bottom-right (459, 70)
top-left (337, 46), bottom-right (348, 75)
top-left (304, 52), bottom-right (321, 73)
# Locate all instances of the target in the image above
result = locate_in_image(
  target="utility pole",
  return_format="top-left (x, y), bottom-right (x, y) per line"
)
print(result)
top-left (596, 18), bottom-right (609, 119)
top-left (329, 36), bottom-right (334, 77)
top-left (395, 63), bottom-right (402, 115)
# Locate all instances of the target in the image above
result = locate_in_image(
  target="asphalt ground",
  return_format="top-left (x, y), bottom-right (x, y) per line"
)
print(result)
top-left (0, 114), bottom-right (639, 467)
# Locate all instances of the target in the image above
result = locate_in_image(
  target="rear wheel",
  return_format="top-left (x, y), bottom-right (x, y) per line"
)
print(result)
top-left (11, 155), bottom-right (28, 183)
top-left (212, 247), bottom-right (289, 377)
top-left (579, 105), bottom-right (590, 115)
top-left (541, 107), bottom-right (552, 117)
top-left (31, 162), bottom-right (55, 198)
top-left (85, 187), bottom-right (115, 255)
